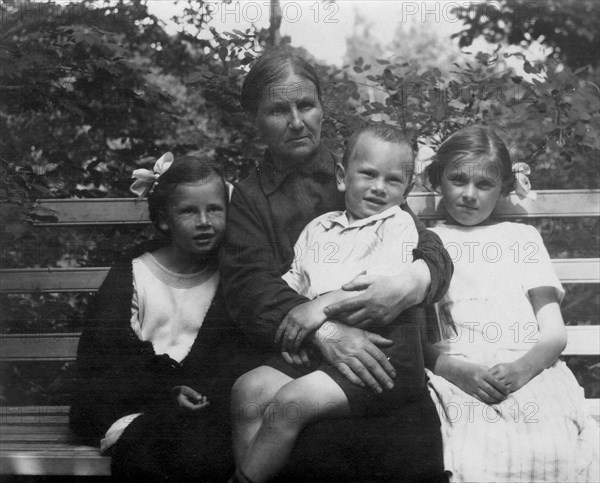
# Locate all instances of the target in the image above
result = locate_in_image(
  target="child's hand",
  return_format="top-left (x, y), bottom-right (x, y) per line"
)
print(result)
top-left (281, 348), bottom-right (311, 367)
top-left (172, 386), bottom-right (209, 415)
top-left (489, 361), bottom-right (534, 393)
top-left (443, 358), bottom-right (509, 404)
top-left (276, 299), bottom-right (329, 354)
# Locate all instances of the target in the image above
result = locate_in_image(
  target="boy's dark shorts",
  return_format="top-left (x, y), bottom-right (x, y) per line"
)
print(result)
top-left (265, 308), bottom-right (426, 417)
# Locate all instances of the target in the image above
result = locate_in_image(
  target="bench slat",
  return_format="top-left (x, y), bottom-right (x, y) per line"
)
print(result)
top-left (1, 326), bottom-right (598, 362)
top-left (0, 267), bottom-right (109, 293)
top-left (2, 258), bottom-right (598, 293)
top-left (0, 451), bottom-right (110, 476)
top-left (34, 189), bottom-right (600, 225)
top-left (563, 326), bottom-right (600, 356)
top-left (0, 334), bottom-right (79, 361)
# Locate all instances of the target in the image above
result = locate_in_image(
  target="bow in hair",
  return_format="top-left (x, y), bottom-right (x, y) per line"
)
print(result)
top-left (130, 152), bottom-right (174, 197)
top-left (512, 162), bottom-right (537, 200)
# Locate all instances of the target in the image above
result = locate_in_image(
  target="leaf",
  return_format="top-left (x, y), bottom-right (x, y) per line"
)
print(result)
top-left (218, 46), bottom-right (228, 62)
top-left (383, 69), bottom-right (396, 90)
top-left (356, 57), bottom-right (364, 67)
top-left (524, 62), bottom-right (538, 74)
top-left (353, 66), bottom-right (363, 73)
top-left (185, 72), bottom-right (204, 84)
top-left (375, 59), bottom-right (390, 65)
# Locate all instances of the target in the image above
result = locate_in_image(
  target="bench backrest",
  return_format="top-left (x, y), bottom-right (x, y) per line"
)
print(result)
top-left (1, 190), bottom-right (598, 363)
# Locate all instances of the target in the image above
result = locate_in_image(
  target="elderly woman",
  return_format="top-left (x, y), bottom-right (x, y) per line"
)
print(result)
top-left (220, 51), bottom-right (452, 482)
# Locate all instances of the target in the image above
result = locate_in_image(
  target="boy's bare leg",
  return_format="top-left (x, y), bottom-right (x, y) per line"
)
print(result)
top-left (231, 366), bottom-right (293, 463)
top-left (240, 370), bottom-right (351, 483)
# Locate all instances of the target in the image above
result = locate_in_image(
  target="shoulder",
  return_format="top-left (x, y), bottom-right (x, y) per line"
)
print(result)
top-left (298, 211), bottom-right (343, 238)
top-left (490, 221), bottom-right (543, 242)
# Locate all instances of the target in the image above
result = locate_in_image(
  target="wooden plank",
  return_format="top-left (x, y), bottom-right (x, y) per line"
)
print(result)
top-left (35, 198), bottom-right (149, 226)
top-left (552, 259), bottom-right (600, 284)
top-left (0, 451), bottom-right (110, 476)
top-left (0, 267), bottom-right (109, 293)
top-left (408, 189), bottom-right (600, 220)
top-left (1, 325), bottom-right (598, 362)
top-left (0, 334), bottom-right (79, 361)
top-left (563, 326), bottom-right (600, 356)
top-left (2, 259), bottom-right (598, 294)
top-left (34, 189), bottom-right (600, 225)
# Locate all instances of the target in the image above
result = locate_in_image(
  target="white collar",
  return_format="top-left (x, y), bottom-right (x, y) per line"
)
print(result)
top-left (320, 205), bottom-right (403, 230)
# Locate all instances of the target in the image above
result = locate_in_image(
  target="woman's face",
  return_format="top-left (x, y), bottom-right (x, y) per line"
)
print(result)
top-left (255, 72), bottom-right (323, 164)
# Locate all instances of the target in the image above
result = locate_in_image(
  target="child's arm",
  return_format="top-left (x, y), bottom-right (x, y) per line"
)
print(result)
top-left (275, 289), bottom-right (355, 355)
top-left (489, 286), bottom-right (567, 392)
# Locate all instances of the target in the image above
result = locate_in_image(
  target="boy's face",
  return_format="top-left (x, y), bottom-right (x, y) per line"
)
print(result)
top-left (336, 133), bottom-right (414, 223)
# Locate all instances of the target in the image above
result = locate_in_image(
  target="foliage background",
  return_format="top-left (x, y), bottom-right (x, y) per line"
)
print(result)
top-left (0, 0), bottom-right (598, 404)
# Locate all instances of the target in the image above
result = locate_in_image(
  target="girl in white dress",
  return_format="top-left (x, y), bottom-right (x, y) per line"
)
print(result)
top-left (424, 125), bottom-right (599, 482)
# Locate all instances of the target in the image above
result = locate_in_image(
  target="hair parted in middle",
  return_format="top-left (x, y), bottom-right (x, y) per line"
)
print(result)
top-left (148, 156), bottom-right (227, 237)
top-left (240, 50), bottom-right (323, 116)
top-left (426, 125), bottom-right (515, 196)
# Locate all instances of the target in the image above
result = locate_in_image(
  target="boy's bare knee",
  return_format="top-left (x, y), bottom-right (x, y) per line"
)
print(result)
top-left (265, 384), bottom-right (313, 428)
top-left (231, 367), bottom-right (271, 403)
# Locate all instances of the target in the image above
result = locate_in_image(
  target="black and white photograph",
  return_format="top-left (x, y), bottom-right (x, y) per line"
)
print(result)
top-left (1, 1), bottom-right (599, 481)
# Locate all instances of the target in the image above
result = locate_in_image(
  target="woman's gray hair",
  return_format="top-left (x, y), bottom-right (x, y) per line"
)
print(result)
top-left (241, 51), bottom-right (323, 115)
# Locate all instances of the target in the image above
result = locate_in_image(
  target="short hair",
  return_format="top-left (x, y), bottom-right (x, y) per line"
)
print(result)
top-left (148, 156), bottom-right (227, 237)
top-left (426, 125), bottom-right (513, 195)
top-left (241, 51), bottom-right (323, 115)
top-left (342, 124), bottom-right (415, 167)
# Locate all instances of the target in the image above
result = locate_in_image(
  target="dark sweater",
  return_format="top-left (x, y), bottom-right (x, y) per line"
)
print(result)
top-left (69, 248), bottom-right (241, 442)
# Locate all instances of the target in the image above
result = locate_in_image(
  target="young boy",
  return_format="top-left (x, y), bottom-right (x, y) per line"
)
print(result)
top-left (230, 125), bottom-right (427, 483)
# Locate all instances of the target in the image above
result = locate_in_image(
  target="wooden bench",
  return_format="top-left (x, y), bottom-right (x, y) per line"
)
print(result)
top-left (1, 189), bottom-right (599, 476)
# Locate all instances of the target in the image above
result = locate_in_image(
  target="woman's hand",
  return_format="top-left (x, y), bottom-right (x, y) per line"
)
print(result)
top-left (172, 386), bottom-right (209, 415)
top-left (489, 361), bottom-right (534, 393)
top-left (323, 261), bottom-right (430, 328)
top-left (312, 321), bottom-right (395, 394)
top-left (436, 356), bottom-right (509, 405)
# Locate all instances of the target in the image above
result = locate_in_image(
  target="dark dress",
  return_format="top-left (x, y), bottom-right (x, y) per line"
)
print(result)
top-left (69, 245), bottom-right (248, 482)
top-left (220, 143), bottom-right (453, 482)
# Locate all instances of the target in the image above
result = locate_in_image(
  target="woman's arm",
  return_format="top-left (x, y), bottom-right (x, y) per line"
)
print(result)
top-left (404, 203), bottom-right (454, 304)
top-left (219, 184), bottom-right (309, 349)
top-left (489, 286), bottom-right (567, 392)
top-left (323, 205), bottom-right (453, 327)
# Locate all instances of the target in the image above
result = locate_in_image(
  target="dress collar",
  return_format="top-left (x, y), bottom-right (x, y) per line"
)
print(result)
top-left (256, 143), bottom-right (338, 196)
top-left (320, 205), bottom-right (403, 230)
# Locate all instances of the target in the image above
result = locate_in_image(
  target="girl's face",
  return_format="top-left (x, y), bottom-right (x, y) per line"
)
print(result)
top-left (254, 72), bottom-right (323, 164)
top-left (159, 178), bottom-right (227, 258)
top-left (440, 157), bottom-right (504, 226)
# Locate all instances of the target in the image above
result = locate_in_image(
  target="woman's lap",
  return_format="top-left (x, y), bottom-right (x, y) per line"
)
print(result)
top-left (280, 386), bottom-right (446, 482)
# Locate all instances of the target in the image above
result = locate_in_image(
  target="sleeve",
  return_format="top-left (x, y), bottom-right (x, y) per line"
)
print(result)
top-left (367, 211), bottom-right (419, 276)
top-left (69, 264), bottom-right (182, 441)
top-left (401, 203), bottom-right (454, 304)
top-left (521, 225), bottom-right (565, 303)
top-left (281, 223), bottom-right (314, 298)
top-left (219, 184), bottom-right (309, 350)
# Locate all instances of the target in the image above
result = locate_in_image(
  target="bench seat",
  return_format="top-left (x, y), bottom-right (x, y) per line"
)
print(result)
top-left (1, 191), bottom-right (598, 477)
top-left (2, 401), bottom-right (599, 476)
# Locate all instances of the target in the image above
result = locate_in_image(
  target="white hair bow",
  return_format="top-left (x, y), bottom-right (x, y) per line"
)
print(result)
top-left (130, 152), bottom-right (174, 197)
top-left (415, 145), bottom-right (435, 175)
top-left (512, 162), bottom-right (537, 200)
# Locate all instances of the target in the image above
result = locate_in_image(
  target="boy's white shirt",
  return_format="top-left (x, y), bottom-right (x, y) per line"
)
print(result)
top-left (283, 205), bottom-right (419, 298)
